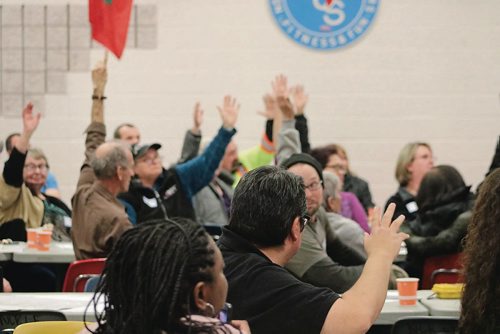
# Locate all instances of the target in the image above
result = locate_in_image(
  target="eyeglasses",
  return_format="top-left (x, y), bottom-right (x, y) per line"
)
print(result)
top-left (299, 214), bottom-right (310, 232)
top-left (24, 164), bottom-right (48, 172)
top-left (304, 180), bottom-right (323, 191)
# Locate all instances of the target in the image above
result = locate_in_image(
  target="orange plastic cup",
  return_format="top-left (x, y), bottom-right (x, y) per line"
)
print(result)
top-left (27, 228), bottom-right (38, 249)
top-left (36, 230), bottom-right (52, 251)
top-left (396, 278), bottom-right (419, 306)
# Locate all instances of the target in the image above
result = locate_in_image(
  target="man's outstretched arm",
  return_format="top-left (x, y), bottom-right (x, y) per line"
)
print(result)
top-left (321, 204), bottom-right (408, 334)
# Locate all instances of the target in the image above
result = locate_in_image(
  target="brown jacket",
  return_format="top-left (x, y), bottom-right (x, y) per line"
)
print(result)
top-left (71, 122), bottom-right (131, 260)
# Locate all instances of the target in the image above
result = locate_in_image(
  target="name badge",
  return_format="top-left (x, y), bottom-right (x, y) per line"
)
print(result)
top-left (406, 201), bottom-right (418, 213)
top-left (143, 196), bottom-right (158, 208)
top-left (63, 216), bottom-right (72, 228)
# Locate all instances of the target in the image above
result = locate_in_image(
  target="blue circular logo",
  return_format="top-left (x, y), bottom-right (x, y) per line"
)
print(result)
top-left (269, 0), bottom-right (380, 50)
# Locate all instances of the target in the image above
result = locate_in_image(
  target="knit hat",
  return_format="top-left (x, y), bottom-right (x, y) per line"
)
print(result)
top-left (281, 153), bottom-right (324, 182)
top-left (132, 143), bottom-right (161, 160)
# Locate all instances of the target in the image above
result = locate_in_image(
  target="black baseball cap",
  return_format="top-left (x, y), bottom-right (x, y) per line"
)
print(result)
top-left (132, 143), bottom-right (161, 160)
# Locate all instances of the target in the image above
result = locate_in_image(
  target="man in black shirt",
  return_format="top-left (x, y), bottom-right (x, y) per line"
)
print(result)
top-left (219, 166), bottom-right (409, 334)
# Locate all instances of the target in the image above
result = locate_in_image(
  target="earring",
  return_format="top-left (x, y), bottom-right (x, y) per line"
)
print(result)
top-left (204, 302), bottom-right (215, 317)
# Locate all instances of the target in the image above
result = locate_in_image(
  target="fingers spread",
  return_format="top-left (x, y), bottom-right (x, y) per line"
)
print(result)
top-left (381, 203), bottom-right (396, 228)
top-left (370, 206), bottom-right (382, 229)
top-left (399, 232), bottom-right (410, 241)
top-left (390, 214), bottom-right (405, 232)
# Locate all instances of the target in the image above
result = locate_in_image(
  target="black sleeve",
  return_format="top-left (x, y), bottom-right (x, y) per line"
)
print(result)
top-left (405, 212), bottom-right (470, 257)
top-left (265, 119), bottom-right (273, 144)
top-left (2, 147), bottom-right (26, 187)
top-left (356, 179), bottom-right (375, 211)
top-left (385, 194), bottom-right (414, 221)
top-left (295, 114), bottom-right (311, 154)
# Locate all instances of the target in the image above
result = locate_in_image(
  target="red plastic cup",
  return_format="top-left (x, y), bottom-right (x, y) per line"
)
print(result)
top-left (397, 278), bottom-right (419, 306)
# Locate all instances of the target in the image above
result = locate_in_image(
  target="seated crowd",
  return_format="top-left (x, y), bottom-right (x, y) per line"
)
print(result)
top-left (0, 59), bottom-right (499, 334)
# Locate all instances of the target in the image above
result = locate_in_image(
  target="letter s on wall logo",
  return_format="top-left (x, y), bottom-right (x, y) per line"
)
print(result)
top-left (269, 0), bottom-right (380, 51)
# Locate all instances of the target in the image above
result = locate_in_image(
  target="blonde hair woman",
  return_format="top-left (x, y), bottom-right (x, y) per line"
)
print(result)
top-left (384, 142), bottom-right (433, 221)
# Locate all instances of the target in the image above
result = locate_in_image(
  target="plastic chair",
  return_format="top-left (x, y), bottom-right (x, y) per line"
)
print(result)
top-left (431, 268), bottom-right (461, 287)
top-left (83, 275), bottom-right (101, 292)
top-left (13, 321), bottom-right (93, 334)
top-left (62, 258), bottom-right (106, 292)
top-left (391, 316), bottom-right (459, 334)
top-left (0, 311), bottom-right (66, 333)
top-left (421, 253), bottom-right (463, 289)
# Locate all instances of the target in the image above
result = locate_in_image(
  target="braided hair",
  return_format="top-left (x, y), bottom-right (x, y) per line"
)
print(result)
top-left (88, 218), bottom-right (218, 334)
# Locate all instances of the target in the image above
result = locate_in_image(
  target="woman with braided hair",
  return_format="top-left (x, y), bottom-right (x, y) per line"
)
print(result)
top-left (82, 218), bottom-right (250, 334)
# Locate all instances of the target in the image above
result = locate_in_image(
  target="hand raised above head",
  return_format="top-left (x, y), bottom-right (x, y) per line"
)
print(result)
top-left (92, 55), bottom-right (108, 94)
top-left (217, 95), bottom-right (239, 129)
top-left (257, 94), bottom-right (278, 120)
top-left (291, 85), bottom-right (308, 115)
top-left (276, 96), bottom-right (294, 121)
top-left (191, 101), bottom-right (204, 134)
top-left (22, 102), bottom-right (41, 135)
top-left (364, 204), bottom-right (409, 261)
top-left (271, 74), bottom-right (289, 99)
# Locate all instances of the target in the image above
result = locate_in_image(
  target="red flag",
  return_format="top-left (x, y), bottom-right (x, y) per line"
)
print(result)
top-left (89, 0), bottom-right (133, 59)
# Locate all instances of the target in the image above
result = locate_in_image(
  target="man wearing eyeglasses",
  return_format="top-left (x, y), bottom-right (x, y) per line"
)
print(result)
top-left (219, 165), bottom-right (408, 334)
top-left (281, 153), bottom-right (367, 294)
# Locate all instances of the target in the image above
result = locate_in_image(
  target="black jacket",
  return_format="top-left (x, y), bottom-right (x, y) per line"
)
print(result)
top-left (401, 189), bottom-right (474, 278)
top-left (118, 167), bottom-right (195, 224)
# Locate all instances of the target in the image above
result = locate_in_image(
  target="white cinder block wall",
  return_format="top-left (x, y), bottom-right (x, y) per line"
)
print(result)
top-left (1, 0), bottom-right (499, 208)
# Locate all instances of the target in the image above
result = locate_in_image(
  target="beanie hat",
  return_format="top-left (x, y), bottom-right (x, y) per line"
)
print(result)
top-left (281, 153), bottom-right (324, 182)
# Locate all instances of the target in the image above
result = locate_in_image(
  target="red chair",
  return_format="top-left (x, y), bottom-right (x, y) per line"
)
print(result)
top-left (62, 258), bottom-right (106, 292)
top-left (421, 253), bottom-right (463, 289)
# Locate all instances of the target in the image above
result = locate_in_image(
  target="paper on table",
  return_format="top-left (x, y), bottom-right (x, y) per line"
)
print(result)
top-left (55, 243), bottom-right (74, 249)
top-left (386, 290), bottom-right (400, 300)
top-left (0, 294), bottom-right (94, 310)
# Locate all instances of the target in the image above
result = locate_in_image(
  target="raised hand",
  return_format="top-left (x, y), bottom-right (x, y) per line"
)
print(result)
top-left (271, 74), bottom-right (294, 120)
top-left (22, 102), bottom-right (40, 135)
top-left (257, 94), bottom-right (279, 120)
top-left (217, 95), bottom-right (239, 129)
top-left (92, 54), bottom-right (108, 95)
top-left (364, 203), bottom-right (409, 261)
top-left (192, 102), bottom-right (204, 134)
top-left (271, 74), bottom-right (289, 99)
top-left (16, 102), bottom-right (40, 153)
top-left (291, 85), bottom-right (308, 115)
top-left (90, 54), bottom-right (108, 123)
